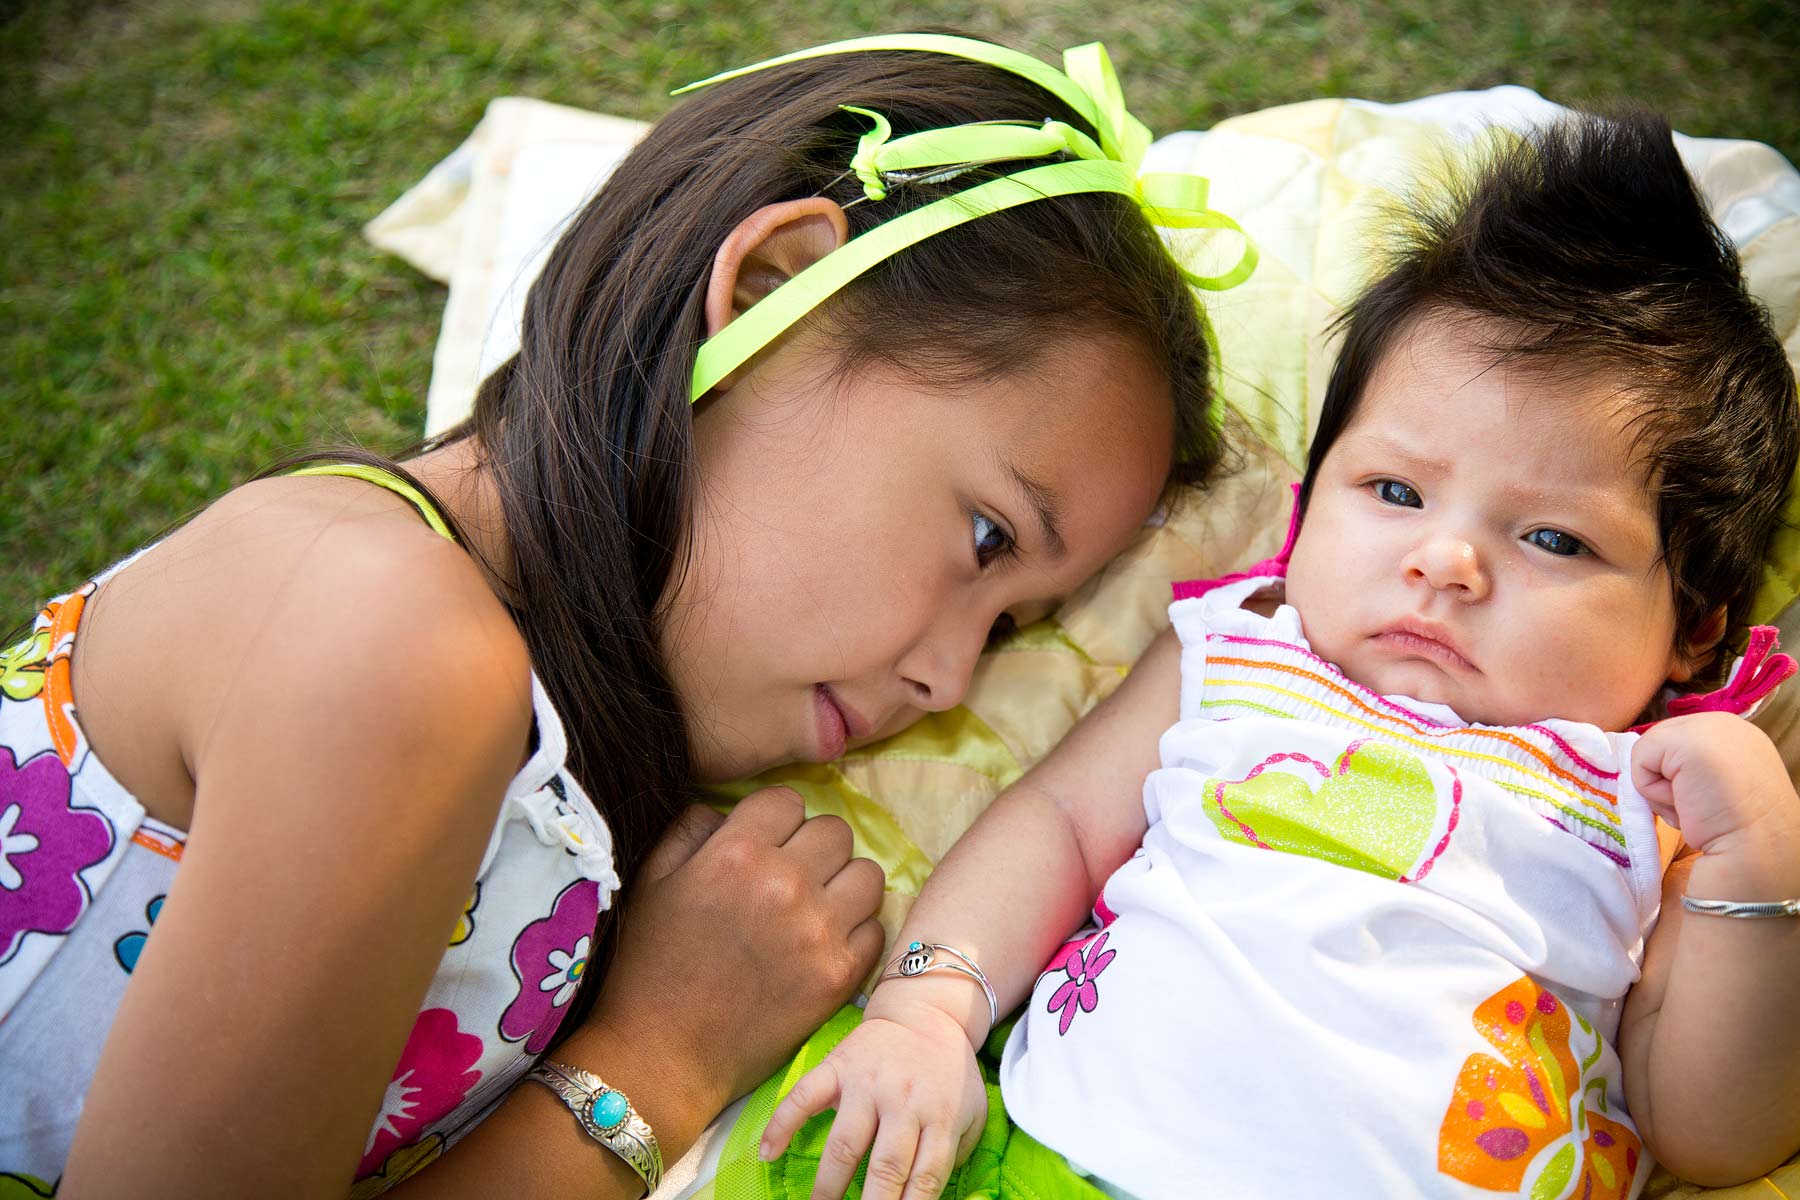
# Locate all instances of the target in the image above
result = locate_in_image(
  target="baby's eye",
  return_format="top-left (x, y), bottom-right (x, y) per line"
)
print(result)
top-left (972, 511), bottom-right (1015, 568)
top-left (1374, 480), bottom-right (1422, 508)
top-left (1526, 528), bottom-right (1588, 557)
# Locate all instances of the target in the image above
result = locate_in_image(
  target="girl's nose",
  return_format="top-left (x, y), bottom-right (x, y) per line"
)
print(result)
top-left (897, 611), bottom-right (994, 713)
top-left (1402, 533), bottom-right (1490, 602)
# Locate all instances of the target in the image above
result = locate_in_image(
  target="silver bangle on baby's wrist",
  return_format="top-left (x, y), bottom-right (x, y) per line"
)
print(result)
top-left (1680, 895), bottom-right (1800, 918)
top-left (525, 1060), bottom-right (663, 1195)
top-left (878, 940), bottom-right (999, 1030)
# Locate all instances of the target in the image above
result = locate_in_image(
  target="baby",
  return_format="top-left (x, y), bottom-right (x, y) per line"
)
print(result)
top-left (760, 111), bottom-right (1800, 1199)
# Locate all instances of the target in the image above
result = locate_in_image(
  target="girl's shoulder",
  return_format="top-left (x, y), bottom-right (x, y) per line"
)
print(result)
top-left (73, 473), bottom-right (532, 828)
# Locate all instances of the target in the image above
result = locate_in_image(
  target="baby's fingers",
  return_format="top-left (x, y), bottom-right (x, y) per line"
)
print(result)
top-left (762, 1062), bottom-right (841, 1161)
top-left (859, 1115), bottom-right (921, 1200)
top-left (1629, 734), bottom-right (1679, 820)
top-left (811, 1101), bottom-right (879, 1200)
top-left (899, 1125), bottom-right (958, 1200)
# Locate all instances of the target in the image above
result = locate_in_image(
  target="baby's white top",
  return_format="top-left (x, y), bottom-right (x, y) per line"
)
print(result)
top-left (999, 574), bottom-right (1664, 1200)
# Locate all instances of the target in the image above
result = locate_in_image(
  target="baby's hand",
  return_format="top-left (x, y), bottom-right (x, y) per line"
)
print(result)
top-left (1630, 712), bottom-right (1800, 855)
top-left (759, 1000), bottom-right (988, 1200)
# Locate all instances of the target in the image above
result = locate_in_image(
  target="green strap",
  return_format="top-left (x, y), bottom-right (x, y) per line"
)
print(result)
top-left (288, 463), bottom-right (456, 542)
top-left (836, 104), bottom-right (1256, 274)
top-left (676, 35), bottom-right (1257, 403)
top-left (693, 159), bottom-right (1145, 400)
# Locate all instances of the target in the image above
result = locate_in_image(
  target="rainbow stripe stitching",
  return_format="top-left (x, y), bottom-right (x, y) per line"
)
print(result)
top-left (1198, 635), bottom-right (1632, 868)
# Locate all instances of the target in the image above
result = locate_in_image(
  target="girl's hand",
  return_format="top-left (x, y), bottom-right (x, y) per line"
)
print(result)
top-left (1630, 712), bottom-right (1800, 857)
top-left (761, 998), bottom-right (988, 1200)
top-left (587, 787), bottom-right (887, 1114)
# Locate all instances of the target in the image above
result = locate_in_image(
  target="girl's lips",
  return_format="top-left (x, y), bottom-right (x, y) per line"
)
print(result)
top-left (813, 685), bottom-right (848, 760)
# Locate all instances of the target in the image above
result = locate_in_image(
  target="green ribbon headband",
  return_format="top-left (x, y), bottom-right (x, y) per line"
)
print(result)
top-left (676, 35), bottom-right (1257, 402)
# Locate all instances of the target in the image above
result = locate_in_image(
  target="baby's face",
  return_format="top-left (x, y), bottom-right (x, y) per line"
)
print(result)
top-left (1285, 313), bottom-right (1690, 730)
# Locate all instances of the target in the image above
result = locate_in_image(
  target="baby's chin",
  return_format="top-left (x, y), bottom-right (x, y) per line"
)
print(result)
top-left (1337, 654), bottom-right (1461, 711)
top-left (1345, 659), bottom-right (1515, 728)
top-left (1335, 649), bottom-right (1653, 730)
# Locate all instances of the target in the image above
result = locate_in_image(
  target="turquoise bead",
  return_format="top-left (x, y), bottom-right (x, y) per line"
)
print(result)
top-left (591, 1090), bottom-right (630, 1129)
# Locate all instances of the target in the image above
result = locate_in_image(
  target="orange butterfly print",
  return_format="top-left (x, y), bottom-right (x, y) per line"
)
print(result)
top-left (1437, 976), bottom-right (1641, 1198)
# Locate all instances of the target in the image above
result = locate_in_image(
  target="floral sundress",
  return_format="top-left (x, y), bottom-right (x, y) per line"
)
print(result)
top-left (0, 466), bottom-right (620, 1195)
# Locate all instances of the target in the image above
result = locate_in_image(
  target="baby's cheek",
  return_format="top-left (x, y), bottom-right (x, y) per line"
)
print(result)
top-left (1507, 620), bottom-right (1642, 728)
top-left (1294, 601), bottom-right (1359, 677)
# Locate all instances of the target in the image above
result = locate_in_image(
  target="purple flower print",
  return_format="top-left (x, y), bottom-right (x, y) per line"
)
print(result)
top-left (499, 878), bottom-right (600, 1054)
top-left (358, 1008), bottom-right (483, 1179)
top-left (1046, 930), bottom-right (1115, 1036)
top-left (0, 746), bottom-right (114, 965)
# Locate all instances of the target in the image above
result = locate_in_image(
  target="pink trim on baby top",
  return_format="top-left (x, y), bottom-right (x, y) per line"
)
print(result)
top-left (1206, 628), bottom-right (1619, 784)
top-left (1629, 625), bottom-right (1797, 731)
top-left (1170, 481), bottom-right (1796, 726)
top-left (1171, 482), bottom-right (1300, 602)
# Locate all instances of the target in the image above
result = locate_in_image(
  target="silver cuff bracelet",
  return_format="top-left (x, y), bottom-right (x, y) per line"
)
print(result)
top-left (526, 1060), bottom-right (663, 1195)
top-left (878, 939), bottom-right (999, 1029)
top-left (1680, 895), bottom-right (1800, 919)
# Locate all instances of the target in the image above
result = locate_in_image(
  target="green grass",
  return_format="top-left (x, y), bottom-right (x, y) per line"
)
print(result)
top-left (4, 0), bottom-right (1797, 617)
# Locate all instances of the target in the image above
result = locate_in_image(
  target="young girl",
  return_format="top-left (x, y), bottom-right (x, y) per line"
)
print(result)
top-left (0, 35), bottom-right (1241, 1197)
top-left (761, 112), bottom-right (1800, 1199)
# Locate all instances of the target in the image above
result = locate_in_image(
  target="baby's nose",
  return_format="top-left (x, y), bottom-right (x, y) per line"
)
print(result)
top-left (1405, 535), bottom-right (1490, 601)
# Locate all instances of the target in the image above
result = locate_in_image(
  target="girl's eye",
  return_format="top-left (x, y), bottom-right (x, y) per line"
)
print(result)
top-left (1374, 479), bottom-right (1422, 508)
top-left (1526, 528), bottom-right (1588, 557)
top-left (972, 511), bottom-right (1015, 568)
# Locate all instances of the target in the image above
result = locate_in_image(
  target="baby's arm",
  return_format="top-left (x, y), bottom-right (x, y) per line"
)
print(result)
top-left (761, 627), bottom-right (1182, 1200)
top-left (1620, 712), bottom-right (1800, 1184)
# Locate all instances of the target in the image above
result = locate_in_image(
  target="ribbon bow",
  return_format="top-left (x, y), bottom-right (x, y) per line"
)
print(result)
top-left (674, 35), bottom-right (1257, 401)
top-left (1664, 625), bottom-right (1798, 720)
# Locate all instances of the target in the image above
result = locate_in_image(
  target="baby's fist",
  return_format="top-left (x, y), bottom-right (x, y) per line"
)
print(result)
top-left (1630, 712), bottom-right (1797, 853)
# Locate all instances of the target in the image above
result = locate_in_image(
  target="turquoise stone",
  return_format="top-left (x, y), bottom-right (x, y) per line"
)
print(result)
top-left (591, 1091), bottom-right (629, 1129)
top-left (908, 941), bottom-right (923, 952)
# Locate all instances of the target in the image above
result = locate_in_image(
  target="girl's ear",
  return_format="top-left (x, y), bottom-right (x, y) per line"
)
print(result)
top-left (1668, 604), bottom-right (1728, 684)
top-left (702, 198), bottom-right (851, 391)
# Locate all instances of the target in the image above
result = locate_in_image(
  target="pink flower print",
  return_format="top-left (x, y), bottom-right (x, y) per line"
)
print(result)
top-left (1042, 888), bottom-right (1120, 977)
top-left (1046, 930), bottom-right (1115, 1036)
top-left (358, 1008), bottom-right (483, 1178)
top-left (500, 878), bottom-right (600, 1054)
top-left (0, 746), bottom-right (114, 965)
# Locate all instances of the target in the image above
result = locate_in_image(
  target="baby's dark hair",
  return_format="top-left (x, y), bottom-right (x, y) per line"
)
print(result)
top-left (1301, 109), bottom-right (1798, 686)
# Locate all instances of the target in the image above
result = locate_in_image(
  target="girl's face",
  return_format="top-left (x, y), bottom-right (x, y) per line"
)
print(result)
top-left (668, 332), bottom-right (1175, 783)
top-left (1285, 313), bottom-right (1690, 731)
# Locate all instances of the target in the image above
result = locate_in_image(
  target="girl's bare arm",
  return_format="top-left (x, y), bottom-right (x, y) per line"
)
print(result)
top-left (60, 506), bottom-right (882, 1199)
top-left (61, 513), bottom-right (535, 1197)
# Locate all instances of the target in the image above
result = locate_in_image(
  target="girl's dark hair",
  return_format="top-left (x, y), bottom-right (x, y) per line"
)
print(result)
top-left (284, 40), bottom-right (1219, 1016)
top-left (1301, 109), bottom-right (1798, 685)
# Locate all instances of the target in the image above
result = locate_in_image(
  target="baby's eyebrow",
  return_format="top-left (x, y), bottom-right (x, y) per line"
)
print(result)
top-left (1006, 459), bottom-right (1067, 561)
top-left (1340, 431), bottom-right (1451, 475)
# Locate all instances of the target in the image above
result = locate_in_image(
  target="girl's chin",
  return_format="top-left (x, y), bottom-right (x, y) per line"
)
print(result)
top-left (688, 742), bottom-right (784, 786)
